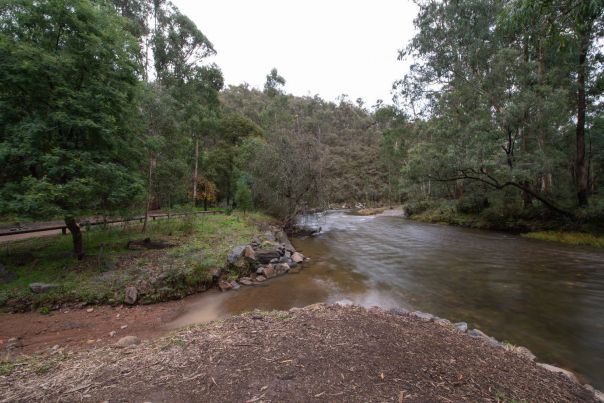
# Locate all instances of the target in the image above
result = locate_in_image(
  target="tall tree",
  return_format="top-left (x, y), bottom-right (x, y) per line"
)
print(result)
top-left (0, 0), bottom-right (144, 258)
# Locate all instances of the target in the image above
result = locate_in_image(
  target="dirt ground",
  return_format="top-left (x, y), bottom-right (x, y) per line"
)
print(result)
top-left (0, 301), bottom-right (187, 355)
top-left (0, 304), bottom-right (599, 402)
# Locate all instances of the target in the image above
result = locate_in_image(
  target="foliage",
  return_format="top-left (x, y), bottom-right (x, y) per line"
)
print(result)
top-left (234, 178), bottom-right (253, 214)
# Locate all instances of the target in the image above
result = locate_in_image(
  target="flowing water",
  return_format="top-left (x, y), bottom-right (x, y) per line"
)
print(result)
top-left (169, 210), bottom-right (604, 389)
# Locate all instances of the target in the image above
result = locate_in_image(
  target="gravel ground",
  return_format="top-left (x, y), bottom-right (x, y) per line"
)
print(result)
top-left (0, 304), bottom-right (599, 402)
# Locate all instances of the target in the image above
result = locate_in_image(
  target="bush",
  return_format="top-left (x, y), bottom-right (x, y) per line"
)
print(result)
top-left (455, 195), bottom-right (489, 214)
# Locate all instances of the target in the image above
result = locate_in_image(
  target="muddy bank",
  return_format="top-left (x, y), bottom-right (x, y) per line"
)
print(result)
top-left (1, 304), bottom-right (601, 402)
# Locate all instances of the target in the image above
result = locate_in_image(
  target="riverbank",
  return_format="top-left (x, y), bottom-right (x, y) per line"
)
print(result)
top-left (0, 213), bottom-right (276, 312)
top-left (402, 205), bottom-right (604, 248)
top-left (1, 304), bottom-right (601, 402)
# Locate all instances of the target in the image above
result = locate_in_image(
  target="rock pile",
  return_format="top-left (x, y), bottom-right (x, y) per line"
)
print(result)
top-left (222, 229), bottom-right (307, 290)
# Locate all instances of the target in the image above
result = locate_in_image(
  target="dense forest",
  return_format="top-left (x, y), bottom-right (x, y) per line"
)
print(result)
top-left (1, 0), bottom-right (603, 256)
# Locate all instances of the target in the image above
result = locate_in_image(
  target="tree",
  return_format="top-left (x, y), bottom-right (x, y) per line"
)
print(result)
top-left (0, 0), bottom-right (144, 259)
top-left (195, 176), bottom-right (218, 211)
top-left (264, 68), bottom-right (286, 97)
top-left (234, 178), bottom-right (253, 215)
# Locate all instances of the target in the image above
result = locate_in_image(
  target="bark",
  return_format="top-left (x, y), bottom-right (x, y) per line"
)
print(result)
top-left (142, 155), bottom-right (153, 232)
top-left (576, 29), bottom-right (589, 207)
top-left (192, 137), bottom-right (199, 203)
top-left (65, 217), bottom-right (84, 260)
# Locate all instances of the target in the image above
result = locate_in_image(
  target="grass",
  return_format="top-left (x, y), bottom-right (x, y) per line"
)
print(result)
top-left (0, 212), bottom-right (272, 311)
top-left (522, 231), bottom-right (604, 248)
top-left (348, 207), bottom-right (387, 216)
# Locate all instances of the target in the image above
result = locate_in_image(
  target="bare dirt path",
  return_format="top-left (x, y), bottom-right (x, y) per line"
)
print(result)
top-left (0, 300), bottom-right (187, 355)
top-left (1, 304), bottom-right (599, 402)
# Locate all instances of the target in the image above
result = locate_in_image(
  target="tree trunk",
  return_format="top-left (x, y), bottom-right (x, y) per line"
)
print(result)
top-left (192, 137), bottom-right (199, 203)
top-left (142, 155), bottom-right (153, 232)
top-left (65, 217), bottom-right (83, 260)
top-left (576, 30), bottom-right (589, 207)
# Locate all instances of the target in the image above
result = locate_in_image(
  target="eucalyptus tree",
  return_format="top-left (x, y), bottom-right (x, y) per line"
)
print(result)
top-left (0, 0), bottom-right (144, 258)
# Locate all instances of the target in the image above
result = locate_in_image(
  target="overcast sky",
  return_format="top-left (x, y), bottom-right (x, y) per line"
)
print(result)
top-left (171, 0), bottom-right (418, 105)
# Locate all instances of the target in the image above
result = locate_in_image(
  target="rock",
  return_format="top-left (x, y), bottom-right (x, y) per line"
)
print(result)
top-left (227, 245), bottom-right (246, 265)
top-left (243, 245), bottom-right (256, 260)
top-left (29, 283), bottom-right (59, 294)
top-left (124, 286), bottom-right (138, 305)
top-left (218, 280), bottom-right (232, 292)
top-left (115, 336), bottom-right (140, 348)
top-left (468, 329), bottom-right (500, 347)
top-left (255, 275), bottom-right (266, 282)
top-left (411, 311), bottom-right (434, 321)
top-left (257, 265), bottom-right (276, 278)
top-left (0, 262), bottom-right (16, 284)
top-left (453, 322), bottom-right (468, 333)
top-left (584, 385), bottom-right (604, 402)
top-left (230, 281), bottom-right (240, 290)
top-left (273, 263), bottom-right (290, 275)
top-left (434, 318), bottom-right (452, 326)
top-left (239, 277), bottom-right (253, 286)
top-left (388, 307), bottom-right (409, 316)
top-left (86, 308), bottom-right (94, 313)
top-left (289, 266), bottom-right (301, 274)
top-left (109, 331), bottom-right (116, 337)
top-left (537, 363), bottom-right (579, 383)
top-left (291, 252), bottom-right (304, 263)
top-left (256, 249), bottom-right (281, 264)
top-left (120, 325), bottom-right (128, 330)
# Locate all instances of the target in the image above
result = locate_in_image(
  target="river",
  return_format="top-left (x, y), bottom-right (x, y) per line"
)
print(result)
top-left (169, 210), bottom-right (604, 389)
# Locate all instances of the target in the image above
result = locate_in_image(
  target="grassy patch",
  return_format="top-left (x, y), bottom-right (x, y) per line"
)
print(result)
top-left (522, 231), bottom-right (604, 248)
top-left (0, 212), bottom-right (272, 311)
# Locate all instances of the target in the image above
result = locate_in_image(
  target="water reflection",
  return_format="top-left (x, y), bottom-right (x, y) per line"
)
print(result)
top-left (169, 211), bottom-right (604, 389)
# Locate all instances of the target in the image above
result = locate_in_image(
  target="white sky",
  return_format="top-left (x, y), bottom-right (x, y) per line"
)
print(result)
top-left (171, 0), bottom-right (418, 105)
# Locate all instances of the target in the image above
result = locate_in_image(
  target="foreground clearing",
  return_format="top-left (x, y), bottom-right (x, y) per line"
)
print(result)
top-left (0, 304), bottom-right (598, 402)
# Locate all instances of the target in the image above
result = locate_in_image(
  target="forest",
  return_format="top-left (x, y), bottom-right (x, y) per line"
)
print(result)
top-left (1, 0), bottom-right (603, 255)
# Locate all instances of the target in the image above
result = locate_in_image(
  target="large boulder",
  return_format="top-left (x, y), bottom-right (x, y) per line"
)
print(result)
top-left (227, 245), bottom-right (247, 265)
top-left (124, 286), bottom-right (138, 305)
top-left (29, 283), bottom-right (59, 294)
top-left (219, 280), bottom-right (232, 292)
top-left (243, 245), bottom-right (256, 260)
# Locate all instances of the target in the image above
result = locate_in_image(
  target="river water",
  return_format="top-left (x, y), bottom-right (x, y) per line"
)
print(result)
top-left (169, 210), bottom-right (604, 389)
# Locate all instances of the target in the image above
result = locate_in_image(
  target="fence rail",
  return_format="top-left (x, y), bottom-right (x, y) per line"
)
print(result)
top-left (0, 210), bottom-right (223, 237)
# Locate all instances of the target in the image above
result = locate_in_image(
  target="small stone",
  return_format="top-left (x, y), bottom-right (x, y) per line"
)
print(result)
top-left (453, 322), bottom-right (468, 333)
top-left (255, 275), bottom-right (266, 282)
top-left (411, 311), bottom-right (434, 321)
top-left (218, 280), bottom-right (232, 292)
top-left (388, 307), bottom-right (409, 316)
top-left (29, 283), bottom-right (59, 294)
top-left (243, 245), bottom-right (256, 260)
top-left (86, 339), bottom-right (95, 344)
top-left (86, 308), bottom-right (94, 313)
top-left (115, 336), bottom-right (140, 348)
top-left (537, 363), bottom-right (579, 383)
top-left (120, 325), bottom-right (128, 330)
top-left (230, 281), bottom-right (240, 290)
top-left (239, 277), bottom-right (253, 286)
top-left (289, 267), bottom-right (301, 274)
top-left (273, 263), bottom-right (290, 275)
top-left (109, 331), bottom-right (116, 337)
top-left (291, 252), bottom-right (304, 263)
top-left (262, 265), bottom-right (276, 278)
top-left (468, 329), bottom-right (500, 347)
top-left (124, 286), bottom-right (138, 305)
top-left (435, 318), bottom-right (452, 326)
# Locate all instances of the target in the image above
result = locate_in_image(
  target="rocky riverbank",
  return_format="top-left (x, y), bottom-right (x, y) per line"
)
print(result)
top-left (1, 304), bottom-right (601, 402)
